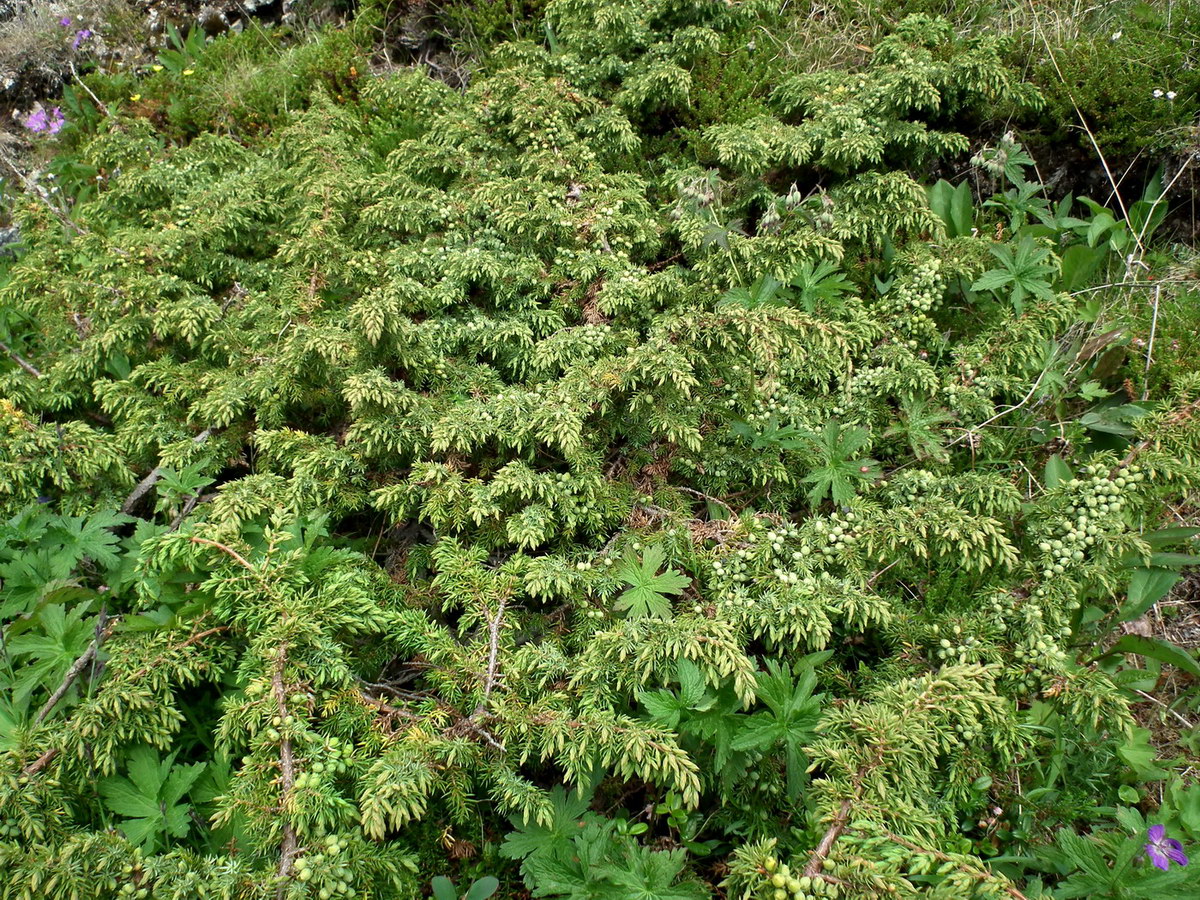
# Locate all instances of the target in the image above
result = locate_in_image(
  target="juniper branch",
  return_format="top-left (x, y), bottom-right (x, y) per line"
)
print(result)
top-left (0, 340), bottom-right (41, 378)
top-left (121, 429), bottom-right (213, 514)
top-left (675, 486), bottom-right (735, 514)
top-left (482, 595), bottom-right (507, 700)
top-left (272, 642), bottom-right (299, 898)
top-left (805, 798), bottom-right (852, 877)
top-left (1115, 396), bottom-right (1200, 471)
top-left (23, 747), bottom-right (60, 776)
top-left (129, 624), bottom-right (230, 680)
top-left (879, 830), bottom-right (1029, 900)
top-left (189, 535), bottom-right (284, 601)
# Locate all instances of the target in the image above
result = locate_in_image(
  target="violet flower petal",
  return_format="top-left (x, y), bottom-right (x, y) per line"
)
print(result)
top-left (23, 109), bottom-right (48, 133)
top-left (1165, 839), bottom-right (1189, 867)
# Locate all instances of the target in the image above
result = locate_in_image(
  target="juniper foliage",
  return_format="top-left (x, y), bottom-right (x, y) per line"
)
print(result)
top-left (1, 2), bottom-right (1199, 898)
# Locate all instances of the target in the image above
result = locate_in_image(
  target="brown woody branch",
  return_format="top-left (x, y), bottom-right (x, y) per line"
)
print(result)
top-left (482, 596), bottom-right (507, 700)
top-left (23, 747), bottom-right (60, 776)
top-left (675, 486), bottom-right (735, 514)
top-left (168, 490), bottom-right (217, 532)
top-left (0, 340), bottom-right (41, 378)
top-left (805, 799), bottom-right (852, 877)
top-left (35, 611), bottom-right (113, 725)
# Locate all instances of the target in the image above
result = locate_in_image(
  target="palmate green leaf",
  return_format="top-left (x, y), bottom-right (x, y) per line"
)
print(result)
top-left (524, 820), bottom-right (619, 899)
top-left (969, 269), bottom-right (1013, 293)
top-left (729, 655), bottom-right (827, 799)
top-left (640, 689), bottom-right (687, 729)
top-left (969, 236), bottom-right (1058, 313)
top-left (164, 760), bottom-right (209, 810)
top-left (800, 422), bottom-right (880, 506)
top-left (47, 511), bottom-right (133, 571)
top-left (719, 273), bottom-right (786, 309)
top-left (0, 551), bottom-right (81, 617)
top-left (99, 779), bottom-right (161, 819)
top-left (639, 659), bottom-right (712, 729)
top-left (984, 179), bottom-right (1050, 231)
top-left (732, 417), bottom-right (807, 451)
top-left (676, 658), bottom-right (706, 709)
top-left (614, 545), bottom-right (690, 620)
top-left (883, 397), bottom-right (954, 462)
top-left (1050, 826), bottom-right (1200, 899)
top-left (788, 260), bottom-right (854, 313)
top-left (604, 844), bottom-right (707, 900)
top-left (7, 603), bottom-right (94, 706)
top-left (98, 746), bottom-right (206, 852)
top-left (522, 817), bottom-right (704, 900)
top-left (501, 781), bottom-right (597, 862)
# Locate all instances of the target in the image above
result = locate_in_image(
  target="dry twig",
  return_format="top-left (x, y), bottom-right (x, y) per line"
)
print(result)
top-left (121, 429), bottom-right (213, 514)
top-left (0, 340), bottom-right (41, 378)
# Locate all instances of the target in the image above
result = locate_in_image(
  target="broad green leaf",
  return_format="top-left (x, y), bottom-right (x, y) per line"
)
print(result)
top-left (1044, 454), bottom-right (1072, 489)
top-left (1149, 552), bottom-right (1200, 569)
top-left (949, 180), bottom-right (974, 236)
top-left (465, 877), bottom-right (499, 900)
top-left (98, 746), bottom-right (204, 852)
top-left (640, 689), bottom-right (686, 729)
top-left (1098, 635), bottom-right (1200, 679)
top-left (1057, 243), bottom-right (1106, 292)
top-left (431, 877), bottom-right (458, 900)
top-left (97, 779), bottom-right (160, 820)
top-left (1142, 527), bottom-right (1200, 549)
top-left (1116, 726), bottom-right (1169, 780)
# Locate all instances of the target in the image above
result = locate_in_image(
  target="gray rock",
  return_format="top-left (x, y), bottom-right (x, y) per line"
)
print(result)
top-left (197, 6), bottom-right (229, 36)
top-left (0, 225), bottom-right (22, 257)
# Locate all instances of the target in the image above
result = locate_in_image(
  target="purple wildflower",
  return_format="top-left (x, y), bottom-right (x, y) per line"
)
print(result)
top-left (22, 107), bottom-right (66, 136)
top-left (59, 16), bottom-right (71, 26)
top-left (71, 28), bottom-right (93, 49)
top-left (1145, 824), bottom-right (1189, 871)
